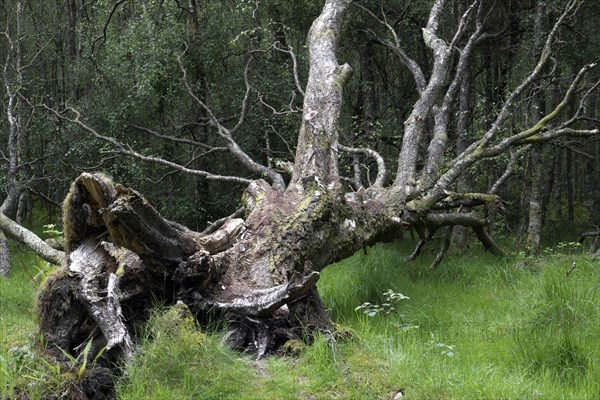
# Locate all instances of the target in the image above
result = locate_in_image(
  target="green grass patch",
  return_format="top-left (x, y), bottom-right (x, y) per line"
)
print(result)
top-left (2, 239), bottom-right (599, 399)
top-left (317, 241), bottom-right (600, 399)
top-left (1, 248), bottom-right (47, 397)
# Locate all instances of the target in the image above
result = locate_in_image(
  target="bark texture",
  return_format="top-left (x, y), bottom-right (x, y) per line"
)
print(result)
top-left (0, 231), bottom-right (10, 276)
top-left (32, 1), bottom-right (598, 395)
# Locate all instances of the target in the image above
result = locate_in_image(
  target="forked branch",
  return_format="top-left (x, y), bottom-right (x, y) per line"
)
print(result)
top-left (46, 105), bottom-right (254, 186)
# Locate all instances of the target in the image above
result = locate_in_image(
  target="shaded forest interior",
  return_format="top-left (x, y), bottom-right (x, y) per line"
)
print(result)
top-left (0, 0), bottom-right (597, 241)
top-left (0, 0), bottom-right (599, 398)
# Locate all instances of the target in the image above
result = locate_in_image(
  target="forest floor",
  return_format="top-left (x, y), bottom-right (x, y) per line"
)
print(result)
top-left (1, 236), bottom-right (599, 399)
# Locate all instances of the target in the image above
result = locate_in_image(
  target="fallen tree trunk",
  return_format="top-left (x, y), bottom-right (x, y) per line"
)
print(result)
top-left (36, 172), bottom-right (375, 363)
top-left (0, 211), bottom-right (65, 266)
top-left (33, 0), bottom-right (528, 392)
top-left (37, 169), bottom-right (499, 366)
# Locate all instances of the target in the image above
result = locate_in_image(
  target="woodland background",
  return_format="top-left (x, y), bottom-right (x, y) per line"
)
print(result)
top-left (1, 1), bottom-right (599, 399)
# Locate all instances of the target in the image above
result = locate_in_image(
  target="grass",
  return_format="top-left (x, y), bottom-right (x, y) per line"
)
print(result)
top-left (0, 248), bottom-right (46, 397)
top-left (318, 241), bottom-right (599, 399)
top-left (1, 238), bottom-right (599, 399)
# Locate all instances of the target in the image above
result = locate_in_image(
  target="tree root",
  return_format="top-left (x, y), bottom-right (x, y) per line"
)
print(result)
top-left (198, 271), bottom-right (320, 316)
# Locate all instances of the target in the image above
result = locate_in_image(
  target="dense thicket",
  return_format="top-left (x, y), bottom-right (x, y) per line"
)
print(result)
top-left (1, 0), bottom-right (598, 236)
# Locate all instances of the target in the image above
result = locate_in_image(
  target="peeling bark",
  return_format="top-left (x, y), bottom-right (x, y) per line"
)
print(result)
top-left (37, 167), bottom-right (368, 368)
top-left (0, 231), bottom-right (10, 276)
top-left (38, 162), bottom-right (498, 368)
top-left (290, 0), bottom-right (353, 190)
top-left (32, 0), bottom-right (598, 394)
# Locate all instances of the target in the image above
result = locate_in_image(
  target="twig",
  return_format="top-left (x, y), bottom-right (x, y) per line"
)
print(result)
top-left (565, 261), bottom-right (576, 276)
top-left (430, 226), bottom-right (452, 269)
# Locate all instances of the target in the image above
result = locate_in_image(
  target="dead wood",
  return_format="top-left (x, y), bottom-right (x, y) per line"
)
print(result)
top-left (37, 173), bottom-right (327, 369)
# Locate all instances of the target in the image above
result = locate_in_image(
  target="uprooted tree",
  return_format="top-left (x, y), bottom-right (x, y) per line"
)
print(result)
top-left (3, 0), bottom-right (595, 381)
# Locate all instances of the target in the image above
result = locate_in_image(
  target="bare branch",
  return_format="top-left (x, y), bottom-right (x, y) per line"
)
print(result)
top-left (354, 2), bottom-right (426, 93)
top-left (423, 210), bottom-right (487, 229)
top-left (273, 43), bottom-right (306, 97)
top-left (517, 127), bottom-right (600, 144)
top-left (448, 0), bottom-right (480, 50)
top-left (466, 0), bottom-right (583, 152)
top-left (430, 227), bottom-right (452, 269)
top-left (490, 145), bottom-right (531, 195)
top-left (200, 271), bottom-right (321, 317)
top-left (488, 62), bottom-right (597, 147)
top-left (27, 187), bottom-right (62, 209)
top-left (0, 212), bottom-right (65, 265)
top-left (129, 124), bottom-right (228, 152)
top-left (421, 61), bottom-right (598, 208)
top-left (201, 208), bottom-right (245, 235)
top-left (421, 0), bottom-right (484, 188)
top-left (267, 125), bottom-right (295, 159)
top-left (230, 59), bottom-right (253, 135)
top-left (395, 0), bottom-right (457, 190)
top-left (472, 225), bottom-right (504, 256)
top-left (561, 77), bottom-right (600, 126)
top-left (177, 48), bottom-right (286, 191)
top-left (421, 211), bottom-right (504, 256)
top-left (338, 144), bottom-right (387, 188)
top-left (145, 149), bottom-right (226, 184)
top-left (256, 90), bottom-right (300, 116)
top-left (91, 0), bottom-right (127, 53)
top-left (46, 105), bottom-right (253, 186)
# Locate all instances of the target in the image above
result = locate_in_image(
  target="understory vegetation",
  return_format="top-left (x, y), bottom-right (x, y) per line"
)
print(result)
top-left (2, 236), bottom-right (598, 399)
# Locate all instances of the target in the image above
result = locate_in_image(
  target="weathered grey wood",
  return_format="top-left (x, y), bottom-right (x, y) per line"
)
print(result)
top-left (0, 231), bottom-right (11, 276)
top-left (33, 2), bottom-right (598, 391)
top-left (68, 238), bottom-right (132, 359)
top-left (200, 271), bottom-right (320, 316)
top-left (0, 211), bottom-right (65, 265)
top-left (290, 0), bottom-right (353, 190)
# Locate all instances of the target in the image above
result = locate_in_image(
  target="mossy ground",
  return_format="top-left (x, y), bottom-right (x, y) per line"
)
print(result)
top-left (2, 237), bottom-right (599, 399)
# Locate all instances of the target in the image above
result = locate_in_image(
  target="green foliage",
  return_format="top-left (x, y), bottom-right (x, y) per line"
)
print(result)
top-left (355, 289), bottom-right (410, 317)
top-left (42, 223), bottom-right (63, 240)
top-left (318, 241), bottom-right (599, 399)
top-left (115, 241), bottom-right (599, 399)
top-left (354, 289), bottom-right (418, 334)
top-left (432, 341), bottom-right (456, 358)
top-left (0, 251), bottom-right (49, 397)
top-left (54, 339), bottom-right (107, 381)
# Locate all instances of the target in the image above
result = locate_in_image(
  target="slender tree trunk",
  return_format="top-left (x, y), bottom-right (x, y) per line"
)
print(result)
top-left (0, 231), bottom-right (10, 276)
top-left (518, 154), bottom-right (532, 240)
top-left (526, 0), bottom-right (546, 251)
top-left (452, 66), bottom-right (472, 249)
top-left (553, 147), bottom-right (563, 220)
top-left (566, 148), bottom-right (575, 222)
top-left (585, 148), bottom-right (600, 225)
top-left (541, 148), bottom-right (555, 229)
top-left (1, 0), bottom-right (26, 274)
top-left (587, 91), bottom-right (600, 225)
top-left (527, 145), bottom-right (545, 250)
top-left (350, 41), bottom-right (378, 189)
top-left (66, 0), bottom-right (79, 100)
top-left (16, 191), bottom-right (32, 226)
